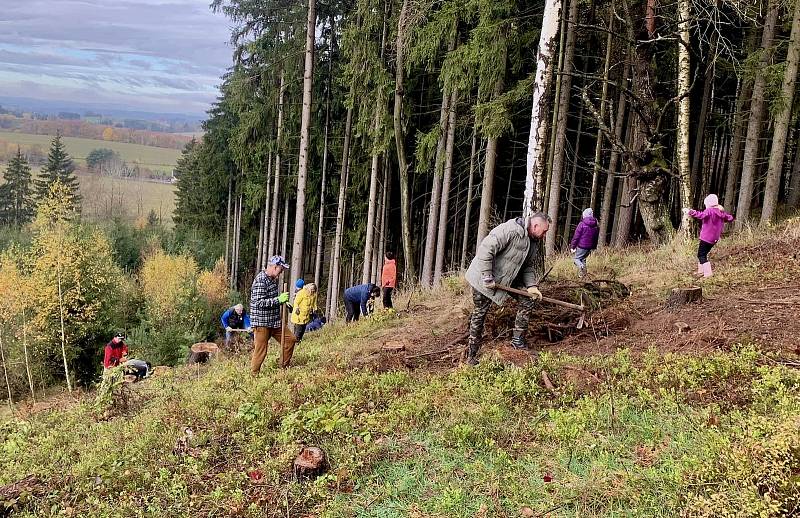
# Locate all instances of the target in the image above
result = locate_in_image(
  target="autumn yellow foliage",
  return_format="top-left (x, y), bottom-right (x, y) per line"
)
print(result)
top-left (139, 250), bottom-right (200, 323)
top-left (197, 258), bottom-right (229, 309)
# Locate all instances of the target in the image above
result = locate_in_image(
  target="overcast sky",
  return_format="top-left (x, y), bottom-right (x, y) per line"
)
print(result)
top-left (0, 0), bottom-right (232, 116)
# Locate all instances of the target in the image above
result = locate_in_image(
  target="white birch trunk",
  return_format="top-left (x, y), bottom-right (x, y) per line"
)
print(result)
top-left (523, 0), bottom-right (563, 216)
top-left (677, 0), bottom-right (693, 238)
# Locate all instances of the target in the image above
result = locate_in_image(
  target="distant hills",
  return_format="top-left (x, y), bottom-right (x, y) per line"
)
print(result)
top-left (0, 95), bottom-right (205, 133)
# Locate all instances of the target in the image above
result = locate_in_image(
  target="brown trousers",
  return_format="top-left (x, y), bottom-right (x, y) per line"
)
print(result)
top-left (250, 325), bottom-right (297, 374)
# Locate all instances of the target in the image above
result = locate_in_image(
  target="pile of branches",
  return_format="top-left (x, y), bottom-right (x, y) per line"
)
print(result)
top-left (485, 279), bottom-right (631, 343)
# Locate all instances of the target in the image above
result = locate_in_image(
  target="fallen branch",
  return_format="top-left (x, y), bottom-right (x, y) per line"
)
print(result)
top-left (541, 370), bottom-right (556, 393)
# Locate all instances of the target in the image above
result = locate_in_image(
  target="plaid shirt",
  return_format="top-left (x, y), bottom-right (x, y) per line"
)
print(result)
top-left (249, 270), bottom-right (282, 328)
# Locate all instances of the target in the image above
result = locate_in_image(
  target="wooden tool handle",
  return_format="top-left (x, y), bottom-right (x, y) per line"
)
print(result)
top-left (495, 284), bottom-right (585, 312)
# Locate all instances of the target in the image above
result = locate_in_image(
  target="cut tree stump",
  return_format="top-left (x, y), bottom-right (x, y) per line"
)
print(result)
top-left (666, 287), bottom-right (703, 309)
top-left (293, 446), bottom-right (327, 481)
top-left (187, 342), bottom-right (219, 365)
top-left (382, 340), bottom-right (407, 352)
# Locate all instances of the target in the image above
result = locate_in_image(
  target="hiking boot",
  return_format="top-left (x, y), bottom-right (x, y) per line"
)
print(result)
top-left (578, 266), bottom-right (587, 279)
top-left (510, 336), bottom-right (528, 350)
top-left (464, 339), bottom-right (480, 365)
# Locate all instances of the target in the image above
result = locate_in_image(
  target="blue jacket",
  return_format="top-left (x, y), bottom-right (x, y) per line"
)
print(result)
top-left (221, 307), bottom-right (251, 330)
top-left (344, 283), bottom-right (377, 315)
top-left (306, 316), bottom-right (326, 333)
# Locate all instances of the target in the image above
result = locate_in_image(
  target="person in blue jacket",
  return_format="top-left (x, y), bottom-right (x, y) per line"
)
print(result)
top-left (343, 283), bottom-right (381, 322)
top-left (221, 303), bottom-right (252, 346)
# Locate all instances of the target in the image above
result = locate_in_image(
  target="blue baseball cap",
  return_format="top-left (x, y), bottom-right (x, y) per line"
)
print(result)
top-left (268, 255), bottom-right (289, 269)
top-left (295, 279), bottom-right (305, 289)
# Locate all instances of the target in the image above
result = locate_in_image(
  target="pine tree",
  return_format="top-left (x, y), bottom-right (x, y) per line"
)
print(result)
top-left (34, 134), bottom-right (81, 211)
top-left (1, 147), bottom-right (34, 227)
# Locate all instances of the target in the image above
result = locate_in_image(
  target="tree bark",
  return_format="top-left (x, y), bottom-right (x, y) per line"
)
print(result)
top-left (736, 3), bottom-right (779, 228)
top-left (461, 122), bottom-right (478, 269)
top-left (562, 103), bottom-right (584, 246)
top-left (56, 262), bottom-right (72, 393)
top-left (330, 90), bottom-right (355, 319)
top-left (433, 91), bottom-right (458, 285)
top-left (598, 62), bottom-right (629, 248)
top-left (261, 152), bottom-right (272, 269)
top-left (724, 78), bottom-right (752, 208)
top-left (543, 0), bottom-right (570, 210)
top-left (677, 0), bottom-right (694, 238)
top-left (224, 175), bottom-right (232, 272)
top-left (590, 6), bottom-right (614, 211)
top-left (523, 0), bottom-right (562, 216)
top-left (22, 308), bottom-right (34, 402)
top-left (0, 329), bottom-right (12, 410)
top-left (761, 0), bottom-right (800, 224)
top-left (788, 133), bottom-right (800, 207)
top-left (421, 81), bottom-right (453, 286)
top-left (281, 196), bottom-right (289, 257)
top-left (269, 69), bottom-right (286, 256)
top-left (315, 29), bottom-right (334, 287)
top-left (393, 0), bottom-right (416, 281)
top-left (545, 0), bottom-right (579, 255)
top-left (290, 0), bottom-right (317, 289)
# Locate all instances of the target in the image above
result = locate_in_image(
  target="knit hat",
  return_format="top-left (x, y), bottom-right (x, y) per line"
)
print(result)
top-left (582, 208), bottom-right (594, 218)
top-left (295, 279), bottom-right (305, 290)
top-left (703, 194), bottom-right (719, 208)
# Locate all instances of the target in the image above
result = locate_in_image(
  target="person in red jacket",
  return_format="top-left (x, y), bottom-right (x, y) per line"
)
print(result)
top-left (381, 252), bottom-right (397, 309)
top-left (103, 332), bottom-right (128, 369)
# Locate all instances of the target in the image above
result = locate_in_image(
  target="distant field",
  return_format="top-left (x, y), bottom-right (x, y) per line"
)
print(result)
top-left (78, 173), bottom-right (176, 224)
top-left (0, 130), bottom-right (181, 174)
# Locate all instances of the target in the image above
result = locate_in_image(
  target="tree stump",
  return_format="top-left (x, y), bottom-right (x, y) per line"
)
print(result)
top-left (187, 342), bottom-right (219, 365)
top-left (666, 287), bottom-right (703, 309)
top-left (293, 446), bottom-right (327, 481)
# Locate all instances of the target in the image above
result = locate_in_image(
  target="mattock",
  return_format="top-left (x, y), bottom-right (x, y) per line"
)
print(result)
top-left (494, 284), bottom-right (588, 329)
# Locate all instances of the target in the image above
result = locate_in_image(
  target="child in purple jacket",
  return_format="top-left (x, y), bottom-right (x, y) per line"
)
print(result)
top-left (570, 208), bottom-right (600, 278)
top-left (683, 193), bottom-right (734, 278)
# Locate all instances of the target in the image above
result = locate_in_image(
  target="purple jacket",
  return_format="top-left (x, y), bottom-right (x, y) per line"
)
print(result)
top-left (688, 207), bottom-right (734, 243)
top-left (570, 216), bottom-right (600, 250)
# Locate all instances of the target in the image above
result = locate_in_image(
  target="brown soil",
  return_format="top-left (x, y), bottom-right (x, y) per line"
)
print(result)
top-left (357, 232), bottom-right (800, 371)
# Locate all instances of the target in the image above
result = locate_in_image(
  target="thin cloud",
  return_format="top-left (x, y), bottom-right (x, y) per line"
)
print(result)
top-left (0, 0), bottom-right (232, 115)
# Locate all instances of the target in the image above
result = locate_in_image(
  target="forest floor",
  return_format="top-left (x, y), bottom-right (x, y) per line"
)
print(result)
top-left (2, 218), bottom-right (800, 517)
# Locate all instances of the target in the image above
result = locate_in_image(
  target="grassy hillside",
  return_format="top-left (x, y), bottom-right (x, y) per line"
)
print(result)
top-left (0, 130), bottom-right (181, 173)
top-left (78, 173), bottom-right (176, 223)
top-left (1, 221), bottom-right (799, 517)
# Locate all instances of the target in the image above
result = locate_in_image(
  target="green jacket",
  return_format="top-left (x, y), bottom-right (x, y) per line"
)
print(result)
top-left (465, 218), bottom-right (544, 305)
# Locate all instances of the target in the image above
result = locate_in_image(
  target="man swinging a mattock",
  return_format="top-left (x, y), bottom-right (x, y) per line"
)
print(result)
top-left (464, 212), bottom-right (551, 365)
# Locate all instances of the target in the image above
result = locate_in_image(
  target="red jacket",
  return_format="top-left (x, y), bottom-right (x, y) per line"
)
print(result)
top-left (104, 339), bottom-right (128, 368)
top-left (381, 259), bottom-right (397, 288)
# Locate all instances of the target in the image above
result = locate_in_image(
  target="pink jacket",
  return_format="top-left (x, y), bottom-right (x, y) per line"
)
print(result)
top-left (689, 194), bottom-right (734, 243)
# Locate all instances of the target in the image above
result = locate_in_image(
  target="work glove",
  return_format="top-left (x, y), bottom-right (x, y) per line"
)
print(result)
top-left (277, 292), bottom-right (289, 304)
top-left (482, 273), bottom-right (496, 290)
top-left (682, 207), bottom-right (690, 215)
top-left (526, 286), bottom-right (543, 301)
top-left (225, 326), bottom-right (233, 332)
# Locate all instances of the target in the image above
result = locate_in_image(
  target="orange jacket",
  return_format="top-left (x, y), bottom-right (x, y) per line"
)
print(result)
top-left (381, 259), bottom-right (397, 288)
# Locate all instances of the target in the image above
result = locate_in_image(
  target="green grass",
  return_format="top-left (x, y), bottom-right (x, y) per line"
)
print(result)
top-left (2, 226), bottom-right (800, 517)
top-left (0, 130), bottom-right (181, 173)
top-left (78, 173), bottom-right (176, 223)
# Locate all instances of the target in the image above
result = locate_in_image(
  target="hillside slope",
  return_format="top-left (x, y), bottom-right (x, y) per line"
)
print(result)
top-left (2, 221), bottom-right (799, 517)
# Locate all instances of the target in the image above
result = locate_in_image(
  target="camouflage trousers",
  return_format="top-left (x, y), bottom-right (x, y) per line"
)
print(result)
top-left (467, 288), bottom-right (536, 349)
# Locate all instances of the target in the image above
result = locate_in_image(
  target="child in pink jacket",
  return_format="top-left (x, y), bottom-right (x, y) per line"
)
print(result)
top-left (683, 194), bottom-right (734, 277)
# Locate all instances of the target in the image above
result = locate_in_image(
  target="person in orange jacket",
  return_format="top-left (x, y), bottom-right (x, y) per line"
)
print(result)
top-left (380, 251), bottom-right (397, 309)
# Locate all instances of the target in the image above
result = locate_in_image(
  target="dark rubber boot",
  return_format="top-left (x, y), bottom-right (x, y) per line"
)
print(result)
top-left (465, 339), bottom-right (480, 365)
top-left (510, 335), bottom-right (528, 350)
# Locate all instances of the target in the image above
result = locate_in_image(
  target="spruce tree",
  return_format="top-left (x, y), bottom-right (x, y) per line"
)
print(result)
top-left (2, 147), bottom-right (35, 227)
top-left (34, 134), bottom-right (81, 211)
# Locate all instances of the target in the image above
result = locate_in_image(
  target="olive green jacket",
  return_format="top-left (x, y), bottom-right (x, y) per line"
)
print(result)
top-left (465, 218), bottom-right (544, 305)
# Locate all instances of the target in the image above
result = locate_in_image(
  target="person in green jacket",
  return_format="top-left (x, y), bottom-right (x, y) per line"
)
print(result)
top-left (463, 212), bottom-right (551, 364)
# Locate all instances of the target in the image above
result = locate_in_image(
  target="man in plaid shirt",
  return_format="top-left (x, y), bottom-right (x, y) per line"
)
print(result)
top-left (249, 255), bottom-right (295, 374)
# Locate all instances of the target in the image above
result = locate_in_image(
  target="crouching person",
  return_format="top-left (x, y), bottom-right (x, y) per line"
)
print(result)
top-left (463, 213), bottom-right (551, 365)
